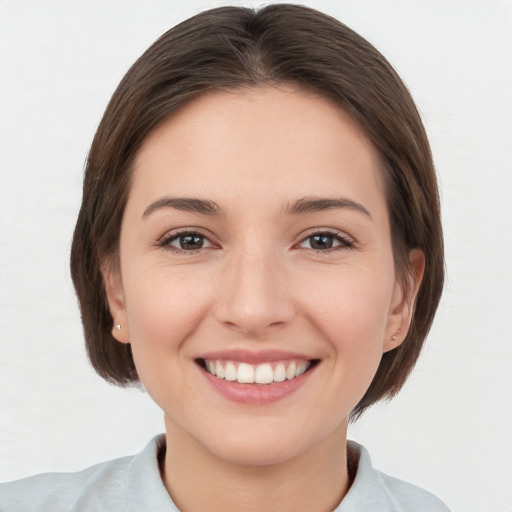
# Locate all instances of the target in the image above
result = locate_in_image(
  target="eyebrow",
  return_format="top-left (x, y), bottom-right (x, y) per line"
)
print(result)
top-left (284, 197), bottom-right (372, 218)
top-left (142, 197), bottom-right (224, 218)
top-left (142, 195), bottom-right (371, 219)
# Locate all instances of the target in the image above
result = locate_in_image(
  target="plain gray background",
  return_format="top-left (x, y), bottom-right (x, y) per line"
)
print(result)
top-left (1, 1), bottom-right (511, 511)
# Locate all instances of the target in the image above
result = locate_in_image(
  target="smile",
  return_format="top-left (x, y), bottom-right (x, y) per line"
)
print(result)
top-left (201, 359), bottom-right (313, 384)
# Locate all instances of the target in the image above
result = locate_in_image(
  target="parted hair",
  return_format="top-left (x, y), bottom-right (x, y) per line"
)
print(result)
top-left (70, 4), bottom-right (444, 418)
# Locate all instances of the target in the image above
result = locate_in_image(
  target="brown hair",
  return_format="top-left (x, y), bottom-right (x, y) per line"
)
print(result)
top-left (70, 4), bottom-right (444, 418)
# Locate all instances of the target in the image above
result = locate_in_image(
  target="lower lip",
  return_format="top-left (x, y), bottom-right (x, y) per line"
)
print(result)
top-left (200, 364), bottom-right (317, 405)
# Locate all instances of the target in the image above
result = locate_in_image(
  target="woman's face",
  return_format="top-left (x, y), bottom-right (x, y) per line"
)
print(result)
top-left (105, 86), bottom-right (421, 466)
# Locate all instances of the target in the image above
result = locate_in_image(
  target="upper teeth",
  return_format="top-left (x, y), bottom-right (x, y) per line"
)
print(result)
top-left (205, 360), bottom-right (311, 384)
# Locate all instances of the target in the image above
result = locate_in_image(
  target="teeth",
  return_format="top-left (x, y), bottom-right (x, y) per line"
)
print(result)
top-left (237, 363), bottom-right (255, 383)
top-left (254, 363), bottom-right (273, 384)
top-left (274, 363), bottom-right (286, 382)
top-left (225, 361), bottom-right (237, 381)
top-left (296, 361), bottom-right (308, 376)
top-left (286, 362), bottom-right (296, 380)
top-left (204, 359), bottom-right (312, 384)
top-left (215, 361), bottom-right (225, 379)
top-left (207, 361), bottom-right (216, 376)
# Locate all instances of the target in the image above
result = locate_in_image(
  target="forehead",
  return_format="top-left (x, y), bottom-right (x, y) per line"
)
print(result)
top-left (129, 86), bottom-right (385, 215)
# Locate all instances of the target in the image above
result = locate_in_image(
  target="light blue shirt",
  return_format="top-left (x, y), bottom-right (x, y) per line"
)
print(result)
top-left (0, 435), bottom-right (449, 511)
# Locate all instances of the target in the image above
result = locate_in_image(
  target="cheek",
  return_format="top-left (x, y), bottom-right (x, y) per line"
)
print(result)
top-left (306, 260), bottom-right (392, 312)
top-left (301, 274), bottom-right (391, 409)
top-left (123, 265), bottom-right (213, 351)
top-left (297, 263), bottom-right (394, 357)
top-left (120, 266), bottom-right (216, 411)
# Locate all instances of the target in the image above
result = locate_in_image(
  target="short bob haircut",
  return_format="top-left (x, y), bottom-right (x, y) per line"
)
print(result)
top-left (71, 4), bottom-right (444, 419)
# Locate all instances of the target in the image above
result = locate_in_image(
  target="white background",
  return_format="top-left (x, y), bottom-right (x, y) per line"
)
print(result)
top-left (1, 1), bottom-right (511, 510)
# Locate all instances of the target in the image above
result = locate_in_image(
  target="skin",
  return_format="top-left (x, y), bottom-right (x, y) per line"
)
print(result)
top-left (104, 85), bottom-right (424, 511)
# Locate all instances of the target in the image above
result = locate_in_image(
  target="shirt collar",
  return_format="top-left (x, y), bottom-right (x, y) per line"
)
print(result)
top-left (335, 440), bottom-right (403, 511)
top-left (127, 434), bottom-right (178, 511)
top-left (127, 436), bottom-right (403, 512)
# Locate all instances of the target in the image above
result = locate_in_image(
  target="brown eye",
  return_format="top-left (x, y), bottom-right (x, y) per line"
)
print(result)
top-left (298, 231), bottom-right (354, 251)
top-left (162, 232), bottom-right (213, 252)
top-left (309, 234), bottom-right (335, 250)
top-left (178, 234), bottom-right (205, 250)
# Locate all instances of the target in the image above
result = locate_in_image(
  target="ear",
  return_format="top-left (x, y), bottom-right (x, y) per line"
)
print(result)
top-left (102, 259), bottom-right (130, 344)
top-left (383, 249), bottom-right (425, 352)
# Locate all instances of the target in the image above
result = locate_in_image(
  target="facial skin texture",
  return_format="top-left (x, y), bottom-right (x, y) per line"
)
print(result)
top-left (104, 86), bottom-right (424, 511)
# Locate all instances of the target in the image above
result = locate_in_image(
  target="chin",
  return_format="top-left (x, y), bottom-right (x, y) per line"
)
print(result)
top-left (209, 437), bottom-right (304, 467)
top-left (197, 417), bottom-right (333, 468)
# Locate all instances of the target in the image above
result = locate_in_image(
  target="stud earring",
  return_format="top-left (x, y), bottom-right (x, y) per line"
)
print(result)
top-left (115, 324), bottom-right (121, 331)
top-left (391, 328), bottom-right (401, 341)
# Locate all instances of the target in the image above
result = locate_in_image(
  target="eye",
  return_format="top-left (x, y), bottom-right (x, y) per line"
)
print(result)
top-left (160, 231), bottom-right (214, 253)
top-left (298, 231), bottom-right (354, 251)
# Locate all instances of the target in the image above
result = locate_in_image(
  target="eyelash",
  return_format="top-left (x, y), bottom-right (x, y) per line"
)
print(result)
top-left (158, 228), bottom-right (355, 255)
top-left (298, 229), bottom-right (355, 253)
top-left (158, 229), bottom-right (215, 254)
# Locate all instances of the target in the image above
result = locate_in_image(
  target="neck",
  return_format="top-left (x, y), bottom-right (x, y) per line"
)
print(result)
top-left (162, 418), bottom-right (350, 512)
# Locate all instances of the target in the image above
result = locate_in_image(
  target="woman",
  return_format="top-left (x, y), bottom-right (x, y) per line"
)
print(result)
top-left (0, 4), bottom-right (448, 511)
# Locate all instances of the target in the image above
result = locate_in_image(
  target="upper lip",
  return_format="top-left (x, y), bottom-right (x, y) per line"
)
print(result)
top-left (196, 349), bottom-right (315, 364)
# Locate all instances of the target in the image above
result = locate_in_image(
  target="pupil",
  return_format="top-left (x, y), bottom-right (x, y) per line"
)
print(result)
top-left (311, 234), bottom-right (333, 249)
top-left (180, 235), bottom-right (203, 250)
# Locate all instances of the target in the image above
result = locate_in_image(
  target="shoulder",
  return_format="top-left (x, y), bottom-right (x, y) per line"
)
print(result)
top-left (0, 455), bottom-right (131, 512)
top-left (0, 435), bottom-right (175, 512)
top-left (337, 441), bottom-right (450, 512)
top-left (373, 469), bottom-right (450, 512)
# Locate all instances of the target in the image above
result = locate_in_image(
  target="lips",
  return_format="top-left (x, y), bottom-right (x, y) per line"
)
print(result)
top-left (195, 350), bottom-right (319, 404)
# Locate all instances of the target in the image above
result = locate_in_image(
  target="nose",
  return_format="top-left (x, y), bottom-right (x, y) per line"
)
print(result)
top-left (213, 246), bottom-right (296, 337)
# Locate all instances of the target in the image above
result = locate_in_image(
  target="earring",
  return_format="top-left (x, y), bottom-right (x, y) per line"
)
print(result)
top-left (115, 324), bottom-right (121, 331)
top-left (391, 328), bottom-right (401, 341)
